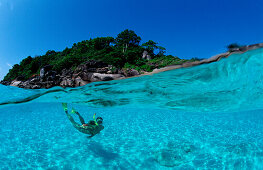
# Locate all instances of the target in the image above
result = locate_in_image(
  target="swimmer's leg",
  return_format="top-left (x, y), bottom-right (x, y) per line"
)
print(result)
top-left (72, 108), bottom-right (85, 124)
top-left (62, 103), bottom-right (82, 129)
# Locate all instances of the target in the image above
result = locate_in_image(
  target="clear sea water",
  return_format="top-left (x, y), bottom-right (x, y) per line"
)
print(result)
top-left (1, 48), bottom-right (263, 169)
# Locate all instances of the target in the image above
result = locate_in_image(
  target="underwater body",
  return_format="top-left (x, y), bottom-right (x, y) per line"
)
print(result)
top-left (1, 48), bottom-right (263, 169)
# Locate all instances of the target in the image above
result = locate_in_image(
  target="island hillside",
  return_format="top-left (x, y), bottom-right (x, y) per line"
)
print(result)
top-left (1, 29), bottom-right (200, 89)
top-left (2, 30), bottom-right (259, 89)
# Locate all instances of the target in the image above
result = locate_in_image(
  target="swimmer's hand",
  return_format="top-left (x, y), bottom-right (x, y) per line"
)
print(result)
top-left (62, 103), bottom-right (68, 111)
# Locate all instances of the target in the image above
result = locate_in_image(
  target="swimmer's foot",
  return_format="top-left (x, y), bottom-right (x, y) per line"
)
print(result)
top-left (87, 135), bottom-right (94, 139)
top-left (62, 103), bottom-right (68, 112)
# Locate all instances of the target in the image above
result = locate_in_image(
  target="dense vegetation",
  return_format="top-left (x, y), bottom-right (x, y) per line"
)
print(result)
top-left (3, 30), bottom-right (199, 81)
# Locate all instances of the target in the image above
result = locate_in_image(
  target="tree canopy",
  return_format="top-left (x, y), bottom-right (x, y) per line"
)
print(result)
top-left (115, 29), bottom-right (141, 53)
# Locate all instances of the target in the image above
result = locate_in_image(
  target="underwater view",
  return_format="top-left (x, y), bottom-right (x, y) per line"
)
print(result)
top-left (1, 48), bottom-right (263, 169)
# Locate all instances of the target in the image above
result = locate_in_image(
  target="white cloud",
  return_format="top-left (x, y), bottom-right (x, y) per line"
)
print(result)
top-left (6, 63), bottom-right (12, 68)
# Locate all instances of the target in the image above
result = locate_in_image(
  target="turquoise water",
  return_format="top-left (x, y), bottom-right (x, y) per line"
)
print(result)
top-left (1, 48), bottom-right (263, 169)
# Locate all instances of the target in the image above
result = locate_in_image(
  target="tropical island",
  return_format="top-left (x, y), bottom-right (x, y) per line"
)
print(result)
top-left (0, 29), bottom-right (200, 89)
top-left (1, 29), bottom-right (261, 89)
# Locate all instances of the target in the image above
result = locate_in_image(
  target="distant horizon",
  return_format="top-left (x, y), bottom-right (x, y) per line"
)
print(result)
top-left (1, 0), bottom-right (263, 80)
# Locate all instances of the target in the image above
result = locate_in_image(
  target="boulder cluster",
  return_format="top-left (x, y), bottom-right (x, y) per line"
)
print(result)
top-left (0, 60), bottom-right (140, 89)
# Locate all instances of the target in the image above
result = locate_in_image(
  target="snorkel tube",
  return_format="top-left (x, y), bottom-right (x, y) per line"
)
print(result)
top-left (93, 113), bottom-right (98, 125)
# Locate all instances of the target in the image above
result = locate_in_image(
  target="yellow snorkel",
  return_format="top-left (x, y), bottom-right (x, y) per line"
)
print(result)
top-left (93, 113), bottom-right (98, 125)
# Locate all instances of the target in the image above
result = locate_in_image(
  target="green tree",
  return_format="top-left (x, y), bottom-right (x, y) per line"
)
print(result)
top-left (157, 46), bottom-right (166, 56)
top-left (61, 47), bottom-right (71, 56)
top-left (142, 40), bottom-right (158, 54)
top-left (92, 37), bottom-right (114, 50)
top-left (115, 29), bottom-right (141, 53)
top-left (3, 64), bottom-right (20, 81)
top-left (20, 56), bottom-right (33, 67)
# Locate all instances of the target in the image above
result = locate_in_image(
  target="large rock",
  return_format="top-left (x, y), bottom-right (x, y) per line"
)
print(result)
top-left (122, 69), bottom-right (140, 77)
top-left (142, 50), bottom-right (151, 60)
top-left (10, 80), bottom-right (22, 87)
top-left (61, 69), bottom-right (73, 77)
top-left (60, 78), bottom-right (74, 87)
top-left (0, 81), bottom-right (10, 86)
top-left (92, 73), bottom-right (125, 81)
top-left (40, 65), bottom-right (53, 78)
top-left (45, 71), bottom-right (57, 81)
top-left (43, 81), bottom-right (58, 89)
top-left (32, 85), bottom-right (41, 89)
top-left (19, 81), bottom-right (30, 89)
top-left (75, 60), bottom-right (108, 73)
top-left (130, 69), bottom-right (140, 76)
top-left (30, 77), bottom-right (40, 83)
top-left (75, 77), bottom-right (89, 87)
top-left (80, 72), bottom-right (94, 81)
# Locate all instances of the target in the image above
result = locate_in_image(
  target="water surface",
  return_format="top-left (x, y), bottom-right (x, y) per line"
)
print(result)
top-left (1, 48), bottom-right (263, 169)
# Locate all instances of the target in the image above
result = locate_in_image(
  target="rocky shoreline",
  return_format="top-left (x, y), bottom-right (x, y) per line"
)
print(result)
top-left (0, 60), bottom-right (141, 89)
top-left (1, 43), bottom-right (262, 89)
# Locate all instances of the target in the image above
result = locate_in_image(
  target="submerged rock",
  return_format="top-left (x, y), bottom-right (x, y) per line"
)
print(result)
top-left (155, 149), bottom-right (183, 167)
top-left (154, 142), bottom-right (197, 167)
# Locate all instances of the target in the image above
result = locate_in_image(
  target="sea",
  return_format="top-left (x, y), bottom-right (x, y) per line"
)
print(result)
top-left (0, 48), bottom-right (263, 169)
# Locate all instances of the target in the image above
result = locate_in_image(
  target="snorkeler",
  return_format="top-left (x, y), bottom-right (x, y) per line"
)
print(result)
top-left (62, 103), bottom-right (104, 138)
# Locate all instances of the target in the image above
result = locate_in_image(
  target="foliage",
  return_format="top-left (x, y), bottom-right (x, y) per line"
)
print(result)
top-left (142, 40), bottom-right (166, 57)
top-left (142, 40), bottom-right (158, 54)
top-left (115, 29), bottom-right (141, 53)
top-left (227, 43), bottom-right (241, 51)
top-left (3, 29), bottom-right (195, 81)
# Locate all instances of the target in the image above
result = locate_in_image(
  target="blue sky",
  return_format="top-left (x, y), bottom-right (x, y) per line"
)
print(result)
top-left (0, 0), bottom-right (263, 80)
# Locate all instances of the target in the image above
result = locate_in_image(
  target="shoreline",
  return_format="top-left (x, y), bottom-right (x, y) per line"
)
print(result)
top-left (2, 43), bottom-right (262, 88)
top-left (117, 42), bottom-right (263, 80)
